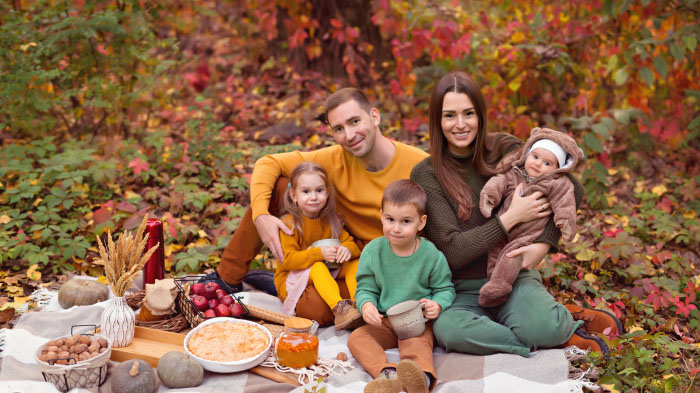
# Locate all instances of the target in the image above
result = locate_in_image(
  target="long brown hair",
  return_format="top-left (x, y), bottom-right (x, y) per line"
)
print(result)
top-left (283, 161), bottom-right (343, 238)
top-left (428, 71), bottom-right (519, 220)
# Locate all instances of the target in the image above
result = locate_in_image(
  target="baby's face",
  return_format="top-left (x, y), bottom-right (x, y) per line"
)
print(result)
top-left (524, 148), bottom-right (559, 177)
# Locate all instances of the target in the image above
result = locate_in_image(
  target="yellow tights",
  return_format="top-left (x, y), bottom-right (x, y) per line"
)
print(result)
top-left (309, 258), bottom-right (359, 309)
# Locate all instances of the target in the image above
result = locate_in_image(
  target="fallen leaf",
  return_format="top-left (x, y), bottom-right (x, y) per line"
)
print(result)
top-left (0, 215), bottom-right (11, 224)
top-left (651, 184), bottom-right (667, 196)
top-left (27, 264), bottom-right (41, 281)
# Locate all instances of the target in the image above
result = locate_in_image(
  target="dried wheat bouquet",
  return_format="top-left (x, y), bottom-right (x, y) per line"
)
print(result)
top-left (94, 215), bottom-right (159, 297)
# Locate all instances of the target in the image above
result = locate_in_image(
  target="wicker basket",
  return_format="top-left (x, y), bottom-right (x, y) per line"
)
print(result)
top-left (35, 326), bottom-right (111, 392)
top-left (174, 275), bottom-right (250, 328)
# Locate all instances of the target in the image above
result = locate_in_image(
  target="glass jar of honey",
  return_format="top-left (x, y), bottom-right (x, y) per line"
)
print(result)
top-left (274, 317), bottom-right (319, 369)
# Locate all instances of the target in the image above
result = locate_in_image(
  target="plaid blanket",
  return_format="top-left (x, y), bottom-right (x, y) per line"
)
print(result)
top-left (0, 288), bottom-right (595, 393)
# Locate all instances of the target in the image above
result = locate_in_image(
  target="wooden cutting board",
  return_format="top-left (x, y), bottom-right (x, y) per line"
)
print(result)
top-left (110, 326), bottom-right (299, 386)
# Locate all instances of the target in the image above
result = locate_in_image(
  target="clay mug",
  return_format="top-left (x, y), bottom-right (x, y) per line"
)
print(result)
top-left (310, 239), bottom-right (341, 269)
top-left (386, 299), bottom-right (428, 339)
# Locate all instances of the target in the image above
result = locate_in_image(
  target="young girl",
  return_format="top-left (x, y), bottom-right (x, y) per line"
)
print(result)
top-left (273, 161), bottom-right (363, 330)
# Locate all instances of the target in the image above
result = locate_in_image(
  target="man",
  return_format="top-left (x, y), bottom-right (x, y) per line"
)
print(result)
top-left (208, 88), bottom-right (428, 324)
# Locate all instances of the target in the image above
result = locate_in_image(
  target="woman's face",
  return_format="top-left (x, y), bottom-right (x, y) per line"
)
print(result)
top-left (441, 92), bottom-right (479, 156)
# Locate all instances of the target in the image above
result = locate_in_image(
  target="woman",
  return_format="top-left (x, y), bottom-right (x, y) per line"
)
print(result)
top-left (410, 71), bottom-right (608, 357)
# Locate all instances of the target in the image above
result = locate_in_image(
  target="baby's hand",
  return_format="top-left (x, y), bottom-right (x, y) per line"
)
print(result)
top-left (335, 246), bottom-right (352, 264)
top-left (419, 298), bottom-right (442, 320)
top-left (320, 245), bottom-right (338, 262)
top-left (361, 302), bottom-right (383, 326)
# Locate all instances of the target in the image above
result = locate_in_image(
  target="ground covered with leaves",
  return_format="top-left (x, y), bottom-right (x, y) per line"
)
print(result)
top-left (1, 1), bottom-right (699, 392)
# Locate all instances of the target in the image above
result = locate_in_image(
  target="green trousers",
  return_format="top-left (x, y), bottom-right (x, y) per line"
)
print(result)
top-left (433, 269), bottom-right (582, 357)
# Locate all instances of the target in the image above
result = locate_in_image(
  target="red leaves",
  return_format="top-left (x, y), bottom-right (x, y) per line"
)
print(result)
top-left (289, 29), bottom-right (308, 49)
top-left (93, 200), bottom-right (114, 226)
top-left (128, 157), bottom-right (150, 175)
top-left (185, 62), bottom-right (210, 93)
top-left (638, 119), bottom-right (682, 142)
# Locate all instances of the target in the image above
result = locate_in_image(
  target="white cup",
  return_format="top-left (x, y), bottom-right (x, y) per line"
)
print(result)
top-left (386, 299), bottom-right (428, 340)
top-left (309, 239), bottom-right (341, 269)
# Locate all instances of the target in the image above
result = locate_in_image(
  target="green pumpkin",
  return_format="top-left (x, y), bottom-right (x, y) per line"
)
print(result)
top-left (58, 278), bottom-right (109, 308)
top-left (157, 351), bottom-right (203, 388)
top-left (111, 359), bottom-right (155, 393)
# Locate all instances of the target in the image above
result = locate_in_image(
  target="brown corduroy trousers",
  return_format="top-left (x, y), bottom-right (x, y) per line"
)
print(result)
top-left (348, 318), bottom-right (436, 382)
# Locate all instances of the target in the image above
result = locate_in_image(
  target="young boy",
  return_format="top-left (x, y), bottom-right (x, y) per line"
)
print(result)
top-left (478, 127), bottom-right (584, 307)
top-left (349, 180), bottom-right (455, 393)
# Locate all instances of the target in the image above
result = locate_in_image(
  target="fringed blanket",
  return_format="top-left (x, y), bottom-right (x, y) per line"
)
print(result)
top-left (0, 287), bottom-right (596, 393)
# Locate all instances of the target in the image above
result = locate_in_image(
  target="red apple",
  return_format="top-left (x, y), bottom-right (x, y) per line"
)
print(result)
top-left (192, 295), bottom-right (208, 311)
top-left (215, 304), bottom-right (231, 317)
top-left (190, 283), bottom-right (205, 296)
top-left (202, 282), bottom-right (218, 299)
top-left (203, 309), bottom-right (216, 318)
top-left (215, 289), bottom-right (227, 300)
top-left (220, 295), bottom-right (234, 306)
top-left (230, 303), bottom-right (244, 317)
top-left (207, 298), bottom-right (219, 310)
top-left (207, 281), bottom-right (220, 291)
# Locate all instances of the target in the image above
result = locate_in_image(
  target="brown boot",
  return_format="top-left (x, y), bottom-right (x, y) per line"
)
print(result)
top-left (565, 304), bottom-right (623, 336)
top-left (397, 359), bottom-right (429, 393)
top-left (565, 328), bottom-right (609, 358)
top-left (364, 370), bottom-right (402, 393)
top-left (332, 299), bottom-right (363, 331)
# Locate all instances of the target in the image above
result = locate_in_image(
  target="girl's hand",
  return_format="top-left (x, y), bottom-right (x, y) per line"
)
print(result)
top-left (321, 245), bottom-right (338, 262)
top-left (506, 242), bottom-right (550, 270)
top-left (361, 302), bottom-right (383, 326)
top-left (499, 184), bottom-right (551, 231)
top-left (335, 246), bottom-right (352, 264)
top-left (419, 298), bottom-right (442, 320)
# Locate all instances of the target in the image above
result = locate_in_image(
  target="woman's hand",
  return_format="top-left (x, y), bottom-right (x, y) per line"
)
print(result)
top-left (361, 302), bottom-right (383, 326)
top-left (419, 298), bottom-right (442, 320)
top-left (335, 246), bottom-right (352, 264)
top-left (499, 184), bottom-right (552, 232)
top-left (506, 242), bottom-right (550, 270)
top-left (321, 245), bottom-right (338, 262)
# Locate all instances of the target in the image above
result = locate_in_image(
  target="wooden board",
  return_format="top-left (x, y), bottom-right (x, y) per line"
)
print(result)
top-left (109, 326), bottom-right (300, 386)
top-left (110, 326), bottom-right (185, 367)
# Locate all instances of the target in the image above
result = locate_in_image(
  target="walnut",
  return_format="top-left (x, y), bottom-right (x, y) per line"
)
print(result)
top-left (336, 352), bottom-right (348, 361)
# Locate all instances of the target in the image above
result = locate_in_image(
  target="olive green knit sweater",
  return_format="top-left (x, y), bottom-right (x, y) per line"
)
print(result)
top-left (410, 136), bottom-right (583, 280)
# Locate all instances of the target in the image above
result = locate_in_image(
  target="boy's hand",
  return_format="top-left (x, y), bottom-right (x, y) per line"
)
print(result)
top-left (419, 298), bottom-right (442, 320)
top-left (320, 245), bottom-right (338, 262)
top-left (335, 246), bottom-right (352, 264)
top-left (361, 302), bottom-right (383, 326)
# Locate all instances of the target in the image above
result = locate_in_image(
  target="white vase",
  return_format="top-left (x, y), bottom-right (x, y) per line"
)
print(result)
top-left (100, 296), bottom-right (135, 347)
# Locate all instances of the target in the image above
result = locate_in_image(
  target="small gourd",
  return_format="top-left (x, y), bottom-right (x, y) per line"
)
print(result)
top-left (111, 359), bottom-right (155, 393)
top-left (157, 350), bottom-right (203, 388)
top-left (58, 278), bottom-right (109, 308)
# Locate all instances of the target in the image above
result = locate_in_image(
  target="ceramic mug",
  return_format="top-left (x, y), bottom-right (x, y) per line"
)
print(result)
top-left (309, 239), bottom-right (341, 269)
top-left (386, 299), bottom-right (428, 340)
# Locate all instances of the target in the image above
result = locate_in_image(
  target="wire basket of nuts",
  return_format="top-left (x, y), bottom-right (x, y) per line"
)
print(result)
top-left (35, 325), bottom-right (111, 392)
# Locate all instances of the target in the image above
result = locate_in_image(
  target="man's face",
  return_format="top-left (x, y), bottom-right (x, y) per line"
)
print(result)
top-left (327, 99), bottom-right (380, 158)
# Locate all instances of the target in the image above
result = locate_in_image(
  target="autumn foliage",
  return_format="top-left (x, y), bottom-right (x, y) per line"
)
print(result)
top-left (1, 0), bottom-right (699, 391)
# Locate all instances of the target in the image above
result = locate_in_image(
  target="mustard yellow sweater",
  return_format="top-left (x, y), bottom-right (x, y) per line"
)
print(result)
top-left (274, 214), bottom-right (361, 300)
top-left (250, 142), bottom-right (429, 246)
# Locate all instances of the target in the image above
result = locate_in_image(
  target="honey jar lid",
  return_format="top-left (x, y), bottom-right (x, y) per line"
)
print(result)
top-left (284, 317), bottom-right (313, 330)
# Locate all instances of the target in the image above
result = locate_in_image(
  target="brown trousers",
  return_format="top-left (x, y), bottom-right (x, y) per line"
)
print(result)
top-left (217, 177), bottom-right (348, 326)
top-left (348, 319), bottom-right (436, 383)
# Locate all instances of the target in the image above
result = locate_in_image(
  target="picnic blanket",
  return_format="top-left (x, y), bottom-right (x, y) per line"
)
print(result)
top-left (0, 284), bottom-right (597, 393)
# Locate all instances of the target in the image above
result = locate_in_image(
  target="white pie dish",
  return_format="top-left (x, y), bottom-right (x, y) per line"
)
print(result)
top-left (183, 317), bottom-right (272, 373)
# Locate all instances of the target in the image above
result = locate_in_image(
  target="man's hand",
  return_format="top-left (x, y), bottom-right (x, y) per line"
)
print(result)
top-left (419, 298), bottom-right (442, 320)
top-left (254, 214), bottom-right (294, 262)
top-left (335, 246), bottom-right (352, 264)
top-left (320, 245), bottom-right (338, 262)
top-left (507, 242), bottom-right (550, 270)
top-left (361, 302), bottom-right (383, 326)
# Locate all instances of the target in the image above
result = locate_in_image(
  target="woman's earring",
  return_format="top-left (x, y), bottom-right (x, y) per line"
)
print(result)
top-left (294, 201), bottom-right (298, 207)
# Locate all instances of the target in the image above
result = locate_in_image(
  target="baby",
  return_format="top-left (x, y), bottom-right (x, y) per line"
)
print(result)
top-left (478, 127), bottom-right (584, 307)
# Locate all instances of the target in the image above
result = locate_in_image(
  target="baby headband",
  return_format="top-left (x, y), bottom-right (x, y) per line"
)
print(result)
top-left (528, 139), bottom-right (572, 169)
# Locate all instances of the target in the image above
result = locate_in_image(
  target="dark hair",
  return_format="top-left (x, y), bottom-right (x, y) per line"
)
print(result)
top-left (324, 87), bottom-right (372, 124)
top-left (284, 162), bottom-right (342, 238)
top-left (428, 71), bottom-right (519, 220)
top-left (381, 179), bottom-right (427, 216)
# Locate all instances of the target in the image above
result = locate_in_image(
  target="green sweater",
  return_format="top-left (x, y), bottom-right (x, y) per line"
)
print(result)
top-left (410, 134), bottom-right (584, 280)
top-left (355, 237), bottom-right (455, 315)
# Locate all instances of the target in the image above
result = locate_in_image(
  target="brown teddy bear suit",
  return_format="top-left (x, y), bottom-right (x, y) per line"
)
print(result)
top-left (478, 127), bottom-right (584, 307)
